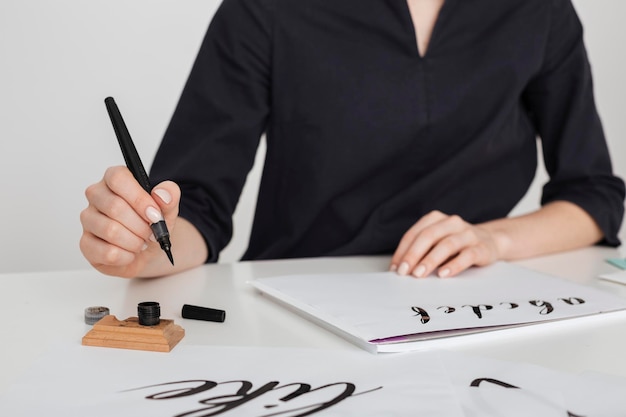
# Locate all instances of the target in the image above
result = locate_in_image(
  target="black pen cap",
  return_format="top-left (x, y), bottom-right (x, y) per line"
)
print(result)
top-left (182, 304), bottom-right (226, 323)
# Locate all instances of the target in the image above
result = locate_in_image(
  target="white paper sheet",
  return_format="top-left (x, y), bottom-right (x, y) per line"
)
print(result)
top-left (1, 345), bottom-right (625, 416)
top-left (441, 351), bottom-right (626, 417)
top-left (0, 345), bottom-right (464, 417)
top-left (599, 270), bottom-right (626, 285)
top-left (251, 262), bottom-right (626, 352)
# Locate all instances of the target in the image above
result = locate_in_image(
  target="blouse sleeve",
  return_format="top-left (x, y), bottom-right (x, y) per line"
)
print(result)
top-left (522, 0), bottom-right (625, 245)
top-left (149, 0), bottom-right (274, 261)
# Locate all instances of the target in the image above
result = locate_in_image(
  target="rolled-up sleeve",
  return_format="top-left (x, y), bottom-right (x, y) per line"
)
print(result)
top-left (523, 0), bottom-right (625, 245)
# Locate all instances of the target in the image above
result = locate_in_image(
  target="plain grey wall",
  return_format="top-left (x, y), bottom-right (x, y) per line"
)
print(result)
top-left (0, 0), bottom-right (624, 273)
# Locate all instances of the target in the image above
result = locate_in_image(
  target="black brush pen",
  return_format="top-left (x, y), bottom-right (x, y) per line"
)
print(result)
top-left (104, 97), bottom-right (174, 265)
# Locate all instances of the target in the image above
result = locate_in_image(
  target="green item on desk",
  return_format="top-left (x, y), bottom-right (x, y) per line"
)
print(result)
top-left (606, 258), bottom-right (626, 270)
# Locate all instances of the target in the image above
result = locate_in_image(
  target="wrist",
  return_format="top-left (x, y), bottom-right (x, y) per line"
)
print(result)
top-left (479, 222), bottom-right (513, 261)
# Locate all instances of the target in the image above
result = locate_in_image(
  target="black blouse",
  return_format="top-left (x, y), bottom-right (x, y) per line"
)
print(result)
top-left (150, 0), bottom-right (625, 262)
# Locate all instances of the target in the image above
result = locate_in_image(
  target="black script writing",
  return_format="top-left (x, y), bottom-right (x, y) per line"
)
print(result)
top-left (559, 297), bottom-right (585, 305)
top-left (124, 379), bottom-right (383, 417)
top-left (470, 377), bottom-right (584, 417)
top-left (411, 296), bottom-right (586, 324)
top-left (462, 304), bottom-right (493, 319)
top-left (411, 306), bottom-right (430, 324)
top-left (470, 378), bottom-right (518, 388)
top-left (529, 300), bottom-right (554, 315)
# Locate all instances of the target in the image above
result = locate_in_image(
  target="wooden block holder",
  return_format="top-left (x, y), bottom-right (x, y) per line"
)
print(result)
top-left (82, 315), bottom-right (185, 352)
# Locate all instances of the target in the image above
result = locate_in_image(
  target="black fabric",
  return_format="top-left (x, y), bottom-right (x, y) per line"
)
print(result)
top-left (150, 0), bottom-right (625, 262)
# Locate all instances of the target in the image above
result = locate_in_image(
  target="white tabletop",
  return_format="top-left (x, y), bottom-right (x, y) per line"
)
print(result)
top-left (2, 248), bottom-right (626, 393)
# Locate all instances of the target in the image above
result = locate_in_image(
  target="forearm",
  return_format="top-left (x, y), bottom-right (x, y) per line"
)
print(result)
top-left (479, 201), bottom-right (603, 261)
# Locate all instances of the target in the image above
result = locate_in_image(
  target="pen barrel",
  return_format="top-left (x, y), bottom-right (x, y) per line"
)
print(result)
top-left (128, 162), bottom-right (152, 194)
top-left (104, 97), bottom-right (152, 193)
top-left (105, 96), bottom-right (174, 265)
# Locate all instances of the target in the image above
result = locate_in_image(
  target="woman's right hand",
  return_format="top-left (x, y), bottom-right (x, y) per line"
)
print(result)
top-left (79, 166), bottom-right (181, 278)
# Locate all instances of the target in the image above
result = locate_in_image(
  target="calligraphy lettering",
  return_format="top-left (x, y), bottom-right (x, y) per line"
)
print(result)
top-left (559, 297), bottom-right (585, 305)
top-left (124, 379), bottom-right (383, 417)
top-left (411, 306), bottom-right (430, 324)
top-left (470, 378), bottom-right (518, 388)
top-left (411, 296), bottom-right (587, 324)
top-left (529, 300), bottom-right (554, 315)
top-left (469, 377), bottom-right (584, 417)
top-left (129, 380), bottom-right (219, 399)
top-left (462, 304), bottom-right (493, 319)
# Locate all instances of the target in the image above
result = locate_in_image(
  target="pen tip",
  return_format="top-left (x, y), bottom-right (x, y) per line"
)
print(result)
top-left (166, 249), bottom-right (174, 266)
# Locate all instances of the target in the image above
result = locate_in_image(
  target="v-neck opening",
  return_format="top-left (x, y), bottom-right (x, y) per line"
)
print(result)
top-left (402, 0), bottom-right (452, 59)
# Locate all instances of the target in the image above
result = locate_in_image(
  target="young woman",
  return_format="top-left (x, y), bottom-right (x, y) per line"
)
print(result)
top-left (80, 0), bottom-right (624, 278)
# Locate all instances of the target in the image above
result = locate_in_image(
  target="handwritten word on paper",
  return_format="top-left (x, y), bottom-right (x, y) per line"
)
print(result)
top-left (469, 378), bottom-right (583, 417)
top-left (411, 297), bottom-right (586, 324)
top-left (124, 376), bottom-right (591, 417)
top-left (124, 379), bottom-right (383, 417)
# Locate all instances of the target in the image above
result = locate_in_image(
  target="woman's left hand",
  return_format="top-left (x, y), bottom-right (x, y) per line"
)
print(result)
top-left (390, 210), bottom-right (500, 278)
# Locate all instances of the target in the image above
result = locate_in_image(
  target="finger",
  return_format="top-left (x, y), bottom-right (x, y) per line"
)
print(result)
top-left (79, 230), bottom-right (138, 268)
top-left (85, 180), bottom-right (153, 241)
top-left (412, 228), bottom-right (479, 277)
top-left (80, 206), bottom-right (147, 254)
top-left (150, 180), bottom-right (181, 226)
top-left (103, 166), bottom-right (166, 229)
top-left (395, 214), bottom-right (467, 276)
top-left (390, 210), bottom-right (447, 272)
top-left (438, 242), bottom-right (495, 278)
top-left (79, 231), bottom-right (147, 278)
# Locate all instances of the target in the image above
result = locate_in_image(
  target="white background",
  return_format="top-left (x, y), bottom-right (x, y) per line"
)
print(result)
top-left (0, 0), bottom-right (624, 273)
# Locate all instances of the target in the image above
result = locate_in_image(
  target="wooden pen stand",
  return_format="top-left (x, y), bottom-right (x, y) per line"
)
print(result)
top-left (82, 315), bottom-right (184, 352)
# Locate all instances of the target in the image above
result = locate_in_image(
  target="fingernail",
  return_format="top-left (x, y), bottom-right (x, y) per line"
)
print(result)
top-left (397, 262), bottom-right (410, 276)
top-left (389, 264), bottom-right (398, 272)
top-left (413, 265), bottom-right (426, 278)
top-left (149, 234), bottom-right (157, 242)
top-left (146, 206), bottom-right (163, 224)
top-left (439, 268), bottom-right (450, 278)
top-left (153, 188), bottom-right (172, 204)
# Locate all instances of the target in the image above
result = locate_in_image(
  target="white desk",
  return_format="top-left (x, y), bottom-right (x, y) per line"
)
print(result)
top-left (2, 248), bottom-right (626, 393)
